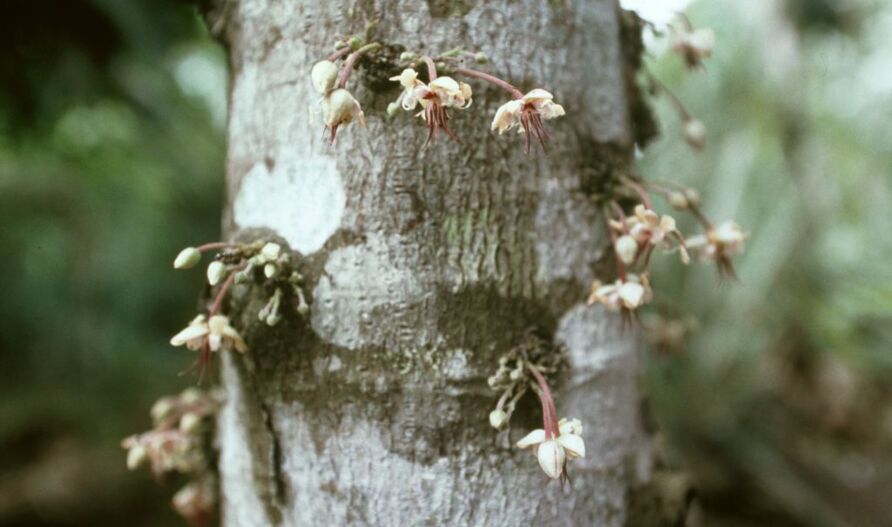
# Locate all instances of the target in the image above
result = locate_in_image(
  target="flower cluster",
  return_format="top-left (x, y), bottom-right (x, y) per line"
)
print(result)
top-left (122, 388), bottom-right (222, 525)
top-left (589, 177), bottom-right (747, 327)
top-left (516, 417), bottom-right (585, 480)
top-left (486, 332), bottom-right (585, 482)
top-left (389, 66), bottom-right (472, 143)
top-left (491, 89), bottom-right (565, 153)
top-left (171, 240), bottom-right (310, 378)
top-left (308, 41), bottom-right (566, 152)
top-left (308, 41), bottom-right (379, 143)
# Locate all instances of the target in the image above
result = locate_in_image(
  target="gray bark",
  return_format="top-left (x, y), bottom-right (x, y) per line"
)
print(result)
top-left (214, 1), bottom-right (654, 525)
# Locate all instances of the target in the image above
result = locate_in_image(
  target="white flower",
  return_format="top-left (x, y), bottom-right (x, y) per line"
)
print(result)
top-left (311, 60), bottom-right (339, 95)
top-left (322, 88), bottom-right (365, 130)
top-left (173, 247), bottom-right (201, 269)
top-left (587, 273), bottom-right (653, 311)
top-left (389, 68), bottom-right (472, 143)
top-left (516, 417), bottom-right (586, 480)
top-left (491, 89), bottom-right (564, 133)
top-left (671, 27), bottom-right (715, 69)
top-left (491, 89), bottom-right (565, 152)
top-left (207, 315), bottom-right (248, 353)
top-left (170, 314), bottom-right (247, 353)
top-left (390, 68), bottom-right (472, 112)
top-left (622, 205), bottom-right (689, 263)
top-left (170, 315), bottom-right (211, 351)
top-left (687, 220), bottom-right (746, 259)
top-left (614, 234), bottom-right (639, 265)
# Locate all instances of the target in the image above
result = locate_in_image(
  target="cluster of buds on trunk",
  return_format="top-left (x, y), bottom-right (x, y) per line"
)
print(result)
top-left (589, 174), bottom-right (747, 344)
top-left (122, 388), bottom-right (222, 525)
top-left (170, 239), bottom-right (310, 379)
top-left (486, 332), bottom-right (585, 484)
top-left (307, 38), bottom-right (567, 153)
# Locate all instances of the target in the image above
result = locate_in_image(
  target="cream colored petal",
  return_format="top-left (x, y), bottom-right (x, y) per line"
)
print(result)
top-left (170, 324), bottom-right (209, 347)
top-left (223, 326), bottom-right (248, 353)
top-left (618, 282), bottom-right (645, 309)
top-left (207, 333), bottom-right (222, 352)
top-left (536, 440), bottom-right (565, 479)
top-left (539, 101), bottom-right (565, 120)
top-left (558, 418), bottom-right (583, 436)
top-left (516, 428), bottom-right (546, 449)
top-left (491, 100), bottom-right (522, 133)
top-left (557, 433), bottom-right (585, 458)
top-left (522, 88), bottom-right (554, 103)
top-left (659, 215), bottom-right (677, 232)
top-left (430, 76), bottom-right (460, 95)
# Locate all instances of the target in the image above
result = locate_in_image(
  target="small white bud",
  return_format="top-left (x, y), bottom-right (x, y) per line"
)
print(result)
top-left (489, 409), bottom-right (508, 429)
top-left (684, 119), bottom-right (707, 150)
top-left (399, 51), bottom-right (417, 62)
top-left (179, 412), bottom-right (202, 434)
top-left (386, 101), bottom-right (400, 117)
top-left (311, 60), bottom-right (339, 95)
top-left (206, 261), bottom-right (227, 286)
top-left (615, 235), bottom-right (639, 265)
top-left (683, 188), bottom-right (701, 206)
top-left (264, 262), bottom-right (278, 279)
top-left (150, 398), bottom-right (175, 423)
top-left (126, 444), bottom-right (148, 470)
top-left (536, 439), bottom-right (565, 479)
top-left (322, 89), bottom-right (364, 128)
top-left (260, 242), bottom-right (281, 260)
top-left (474, 51), bottom-right (488, 64)
top-left (173, 247), bottom-right (202, 269)
top-left (180, 388), bottom-right (203, 404)
top-left (667, 191), bottom-right (689, 210)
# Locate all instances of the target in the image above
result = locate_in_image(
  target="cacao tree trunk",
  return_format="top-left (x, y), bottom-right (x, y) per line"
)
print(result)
top-left (212, 0), bottom-right (654, 525)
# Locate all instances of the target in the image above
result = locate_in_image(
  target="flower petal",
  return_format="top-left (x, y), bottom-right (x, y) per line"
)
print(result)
top-left (557, 433), bottom-right (585, 458)
top-left (516, 428), bottom-right (546, 449)
top-left (536, 440), bottom-right (565, 479)
top-left (170, 324), bottom-right (209, 347)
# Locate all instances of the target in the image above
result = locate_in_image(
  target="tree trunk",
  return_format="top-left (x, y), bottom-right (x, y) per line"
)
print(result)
top-left (213, 1), bottom-right (654, 525)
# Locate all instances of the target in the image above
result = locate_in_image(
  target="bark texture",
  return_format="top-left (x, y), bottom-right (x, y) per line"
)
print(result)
top-left (215, 0), bottom-right (654, 525)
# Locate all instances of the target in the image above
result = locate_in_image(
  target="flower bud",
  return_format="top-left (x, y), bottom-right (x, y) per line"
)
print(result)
top-left (474, 51), bottom-right (488, 64)
top-left (489, 409), bottom-right (508, 429)
top-left (667, 191), bottom-right (689, 210)
top-left (150, 398), bottom-right (175, 423)
top-left (322, 89), bottom-right (364, 128)
top-left (126, 444), bottom-right (149, 470)
top-left (386, 101), bottom-right (400, 117)
top-left (615, 235), bottom-right (639, 265)
top-left (179, 412), bottom-right (202, 434)
top-left (261, 242), bottom-right (281, 260)
top-left (348, 36), bottom-right (363, 49)
top-left (173, 247), bottom-right (202, 269)
top-left (311, 60), bottom-right (339, 95)
top-left (684, 118), bottom-right (706, 150)
top-left (180, 387), bottom-right (203, 404)
top-left (264, 262), bottom-right (278, 279)
top-left (399, 51), bottom-right (417, 62)
top-left (206, 261), bottom-right (227, 286)
top-left (683, 188), bottom-right (701, 206)
top-left (536, 439), bottom-right (565, 479)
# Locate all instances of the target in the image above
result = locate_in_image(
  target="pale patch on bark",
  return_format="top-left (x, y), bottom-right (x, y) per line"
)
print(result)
top-left (233, 148), bottom-right (345, 255)
top-left (218, 352), bottom-right (277, 527)
top-left (310, 232), bottom-right (429, 350)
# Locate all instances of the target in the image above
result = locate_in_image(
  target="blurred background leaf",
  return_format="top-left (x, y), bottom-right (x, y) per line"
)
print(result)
top-left (0, 1), bottom-right (224, 525)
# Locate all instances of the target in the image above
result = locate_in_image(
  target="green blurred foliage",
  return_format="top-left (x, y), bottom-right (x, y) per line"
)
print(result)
top-left (0, 1), bottom-right (224, 525)
top-left (639, 1), bottom-right (892, 525)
